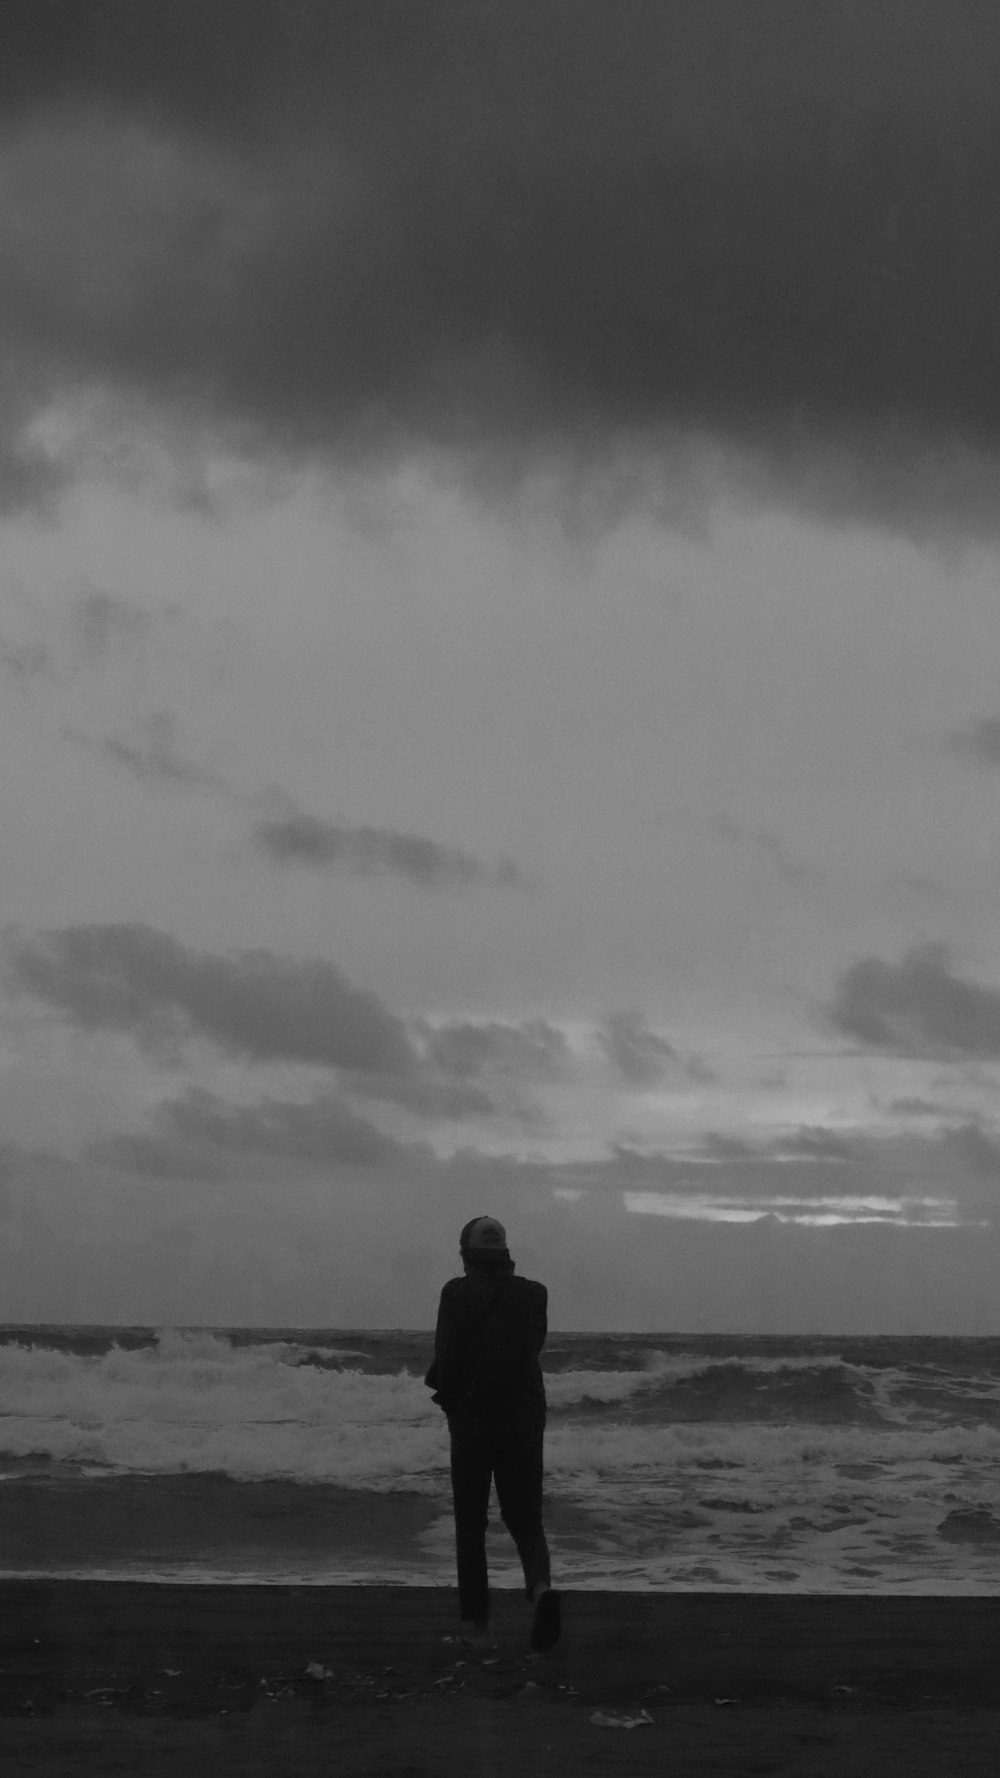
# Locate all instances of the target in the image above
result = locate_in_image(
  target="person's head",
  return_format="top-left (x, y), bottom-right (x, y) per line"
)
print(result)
top-left (459, 1215), bottom-right (514, 1276)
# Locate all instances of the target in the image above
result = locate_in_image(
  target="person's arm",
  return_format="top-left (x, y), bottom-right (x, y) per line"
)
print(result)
top-left (434, 1286), bottom-right (451, 1365)
top-left (531, 1283), bottom-right (548, 1354)
top-left (430, 1285), bottom-right (463, 1408)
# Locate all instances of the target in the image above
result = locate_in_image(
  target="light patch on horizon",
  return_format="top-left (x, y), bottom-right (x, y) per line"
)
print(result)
top-left (623, 1191), bottom-right (966, 1228)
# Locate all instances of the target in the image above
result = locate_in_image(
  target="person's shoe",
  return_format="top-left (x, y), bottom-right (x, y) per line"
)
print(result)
top-left (459, 1619), bottom-right (497, 1650)
top-left (529, 1587), bottom-right (561, 1652)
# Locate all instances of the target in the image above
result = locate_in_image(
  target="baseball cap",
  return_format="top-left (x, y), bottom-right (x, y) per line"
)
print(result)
top-left (459, 1216), bottom-right (510, 1261)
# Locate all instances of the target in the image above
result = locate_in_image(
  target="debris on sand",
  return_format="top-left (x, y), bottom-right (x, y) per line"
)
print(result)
top-left (589, 1707), bottom-right (653, 1728)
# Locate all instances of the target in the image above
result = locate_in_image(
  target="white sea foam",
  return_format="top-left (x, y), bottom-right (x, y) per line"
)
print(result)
top-left (0, 1332), bottom-right (997, 1493)
top-left (0, 1333), bottom-right (443, 1485)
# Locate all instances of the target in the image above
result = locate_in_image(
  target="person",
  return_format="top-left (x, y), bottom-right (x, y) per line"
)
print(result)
top-left (426, 1216), bottom-right (560, 1652)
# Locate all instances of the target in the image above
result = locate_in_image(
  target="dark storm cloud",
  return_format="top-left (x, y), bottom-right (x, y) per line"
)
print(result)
top-left (830, 942), bottom-right (1000, 1058)
top-left (3, 2), bottom-right (1000, 526)
top-left (4, 922), bottom-right (416, 1072)
top-left (598, 1011), bottom-right (676, 1087)
top-left (948, 715), bottom-right (1000, 764)
top-left (424, 1018), bottom-right (573, 1082)
top-left (251, 806), bottom-right (525, 890)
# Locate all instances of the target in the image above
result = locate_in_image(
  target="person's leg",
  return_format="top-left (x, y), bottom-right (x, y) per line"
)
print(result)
top-left (492, 1411), bottom-right (552, 1603)
top-left (448, 1413), bottom-right (494, 1629)
top-left (493, 1411), bottom-right (560, 1650)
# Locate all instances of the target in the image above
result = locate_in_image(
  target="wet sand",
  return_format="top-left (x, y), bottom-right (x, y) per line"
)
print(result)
top-left (2, 1581), bottom-right (1000, 1774)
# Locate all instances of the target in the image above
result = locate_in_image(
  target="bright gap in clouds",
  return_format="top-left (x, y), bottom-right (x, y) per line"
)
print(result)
top-left (622, 1191), bottom-right (965, 1228)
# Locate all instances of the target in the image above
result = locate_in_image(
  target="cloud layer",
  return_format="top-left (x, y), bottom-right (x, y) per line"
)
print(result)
top-left (2, 3), bottom-right (1000, 525)
top-left (138, 1084), bottom-right (408, 1171)
top-left (4, 922), bottom-right (416, 1072)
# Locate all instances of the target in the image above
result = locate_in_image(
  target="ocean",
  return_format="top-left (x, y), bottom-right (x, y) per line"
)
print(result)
top-left (2, 1326), bottom-right (999, 1594)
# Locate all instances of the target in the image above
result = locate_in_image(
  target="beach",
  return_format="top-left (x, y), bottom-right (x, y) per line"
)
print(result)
top-left (3, 1581), bottom-right (1000, 1774)
top-left (5, 1330), bottom-right (1000, 1770)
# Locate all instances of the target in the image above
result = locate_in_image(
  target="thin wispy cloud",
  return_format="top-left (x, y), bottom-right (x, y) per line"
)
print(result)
top-left (252, 806), bottom-right (526, 890)
top-left (72, 589), bottom-right (152, 659)
top-left (0, 637), bottom-right (51, 681)
top-left (947, 714), bottom-right (1000, 765)
top-left (0, 587), bottom-right (167, 695)
top-left (711, 815), bottom-right (820, 886)
top-left (66, 711), bottom-right (226, 790)
top-left (886, 870), bottom-right (953, 902)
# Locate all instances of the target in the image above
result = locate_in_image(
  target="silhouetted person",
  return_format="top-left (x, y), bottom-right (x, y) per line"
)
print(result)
top-left (427, 1216), bottom-right (560, 1651)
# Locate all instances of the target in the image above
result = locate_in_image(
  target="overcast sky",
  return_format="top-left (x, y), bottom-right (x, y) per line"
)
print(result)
top-left (3, 2), bottom-right (1000, 1331)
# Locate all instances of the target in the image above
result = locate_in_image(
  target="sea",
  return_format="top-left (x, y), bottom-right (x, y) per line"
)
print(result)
top-left (2, 1326), bottom-right (1000, 1594)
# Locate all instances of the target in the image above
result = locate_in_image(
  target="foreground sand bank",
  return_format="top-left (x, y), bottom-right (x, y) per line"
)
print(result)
top-left (2, 1581), bottom-right (999, 1774)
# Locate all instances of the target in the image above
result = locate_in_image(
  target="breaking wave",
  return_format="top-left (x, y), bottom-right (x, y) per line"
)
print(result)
top-left (0, 1327), bottom-right (998, 1490)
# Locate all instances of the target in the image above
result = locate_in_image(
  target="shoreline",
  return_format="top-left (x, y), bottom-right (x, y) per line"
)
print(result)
top-left (3, 1568), bottom-right (999, 1596)
top-left (3, 1580), bottom-right (1000, 1774)
top-left (6, 1468), bottom-right (1000, 1595)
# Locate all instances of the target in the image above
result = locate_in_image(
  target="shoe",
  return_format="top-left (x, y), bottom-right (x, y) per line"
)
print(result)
top-left (459, 1619), bottom-right (497, 1650)
top-left (529, 1587), bottom-right (561, 1652)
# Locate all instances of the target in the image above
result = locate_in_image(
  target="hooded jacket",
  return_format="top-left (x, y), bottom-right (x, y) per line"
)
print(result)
top-left (429, 1268), bottom-right (547, 1415)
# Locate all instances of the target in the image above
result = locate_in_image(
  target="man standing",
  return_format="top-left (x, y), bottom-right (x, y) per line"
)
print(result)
top-left (428, 1216), bottom-right (561, 1652)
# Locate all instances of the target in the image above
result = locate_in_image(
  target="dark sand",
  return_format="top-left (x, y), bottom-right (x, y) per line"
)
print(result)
top-left (2, 1582), bottom-right (1000, 1774)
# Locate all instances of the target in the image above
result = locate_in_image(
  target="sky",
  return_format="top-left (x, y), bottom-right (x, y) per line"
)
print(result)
top-left (2, 1), bottom-right (1000, 1330)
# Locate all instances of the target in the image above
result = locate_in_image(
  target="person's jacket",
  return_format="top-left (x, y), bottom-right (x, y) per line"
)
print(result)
top-left (428, 1268), bottom-right (547, 1415)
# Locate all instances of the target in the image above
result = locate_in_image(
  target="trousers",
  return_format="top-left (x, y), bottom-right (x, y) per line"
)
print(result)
top-left (447, 1406), bottom-right (551, 1623)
